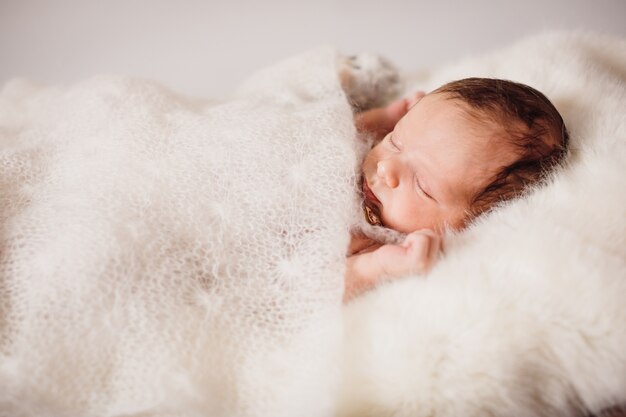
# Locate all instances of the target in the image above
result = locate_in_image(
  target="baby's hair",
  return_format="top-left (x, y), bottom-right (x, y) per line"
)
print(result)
top-left (433, 77), bottom-right (570, 219)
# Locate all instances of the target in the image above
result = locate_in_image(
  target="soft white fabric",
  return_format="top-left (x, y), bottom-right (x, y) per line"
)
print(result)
top-left (339, 31), bottom-right (626, 417)
top-left (0, 48), bottom-right (359, 417)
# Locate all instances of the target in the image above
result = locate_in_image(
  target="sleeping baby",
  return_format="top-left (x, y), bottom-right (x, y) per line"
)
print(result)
top-left (344, 77), bottom-right (569, 301)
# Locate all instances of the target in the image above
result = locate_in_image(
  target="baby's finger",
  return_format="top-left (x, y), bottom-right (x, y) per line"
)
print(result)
top-left (401, 228), bottom-right (438, 249)
top-left (406, 91), bottom-right (426, 109)
top-left (426, 233), bottom-right (442, 266)
top-left (383, 97), bottom-right (412, 126)
top-left (403, 229), bottom-right (443, 274)
top-left (402, 233), bottom-right (433, 274)
top-left (354, 107), bottom-right (387, 132)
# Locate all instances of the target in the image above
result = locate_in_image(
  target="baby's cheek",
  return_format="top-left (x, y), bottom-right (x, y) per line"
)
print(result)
top-left (383, 195), bottom-right (428, 233)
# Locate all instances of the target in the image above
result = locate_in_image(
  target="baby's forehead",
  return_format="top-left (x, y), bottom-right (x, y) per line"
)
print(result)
top-left (409, 95), bottom-right (521, 192)
top-left (409, 93), bottom-right (516, 152)
top-left (432, 94), bottom-right (500, 129)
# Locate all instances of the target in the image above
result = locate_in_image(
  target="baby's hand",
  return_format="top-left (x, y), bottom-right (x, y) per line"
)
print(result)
top-left (354, 92), bottom-right (425, 139)
top-left (344, 229), bottom-right (441, 302)
top-left (374, 229), bottom-right (442, 278)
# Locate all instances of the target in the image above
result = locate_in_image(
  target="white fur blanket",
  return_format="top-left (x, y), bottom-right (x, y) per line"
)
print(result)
top-left (0, 32), bottom-right (624, 417)
top-left (339, 32), bottom-right (626, 417)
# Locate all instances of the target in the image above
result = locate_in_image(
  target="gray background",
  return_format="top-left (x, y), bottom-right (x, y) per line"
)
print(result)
top-left (1, 0), bottom-right (625, 98)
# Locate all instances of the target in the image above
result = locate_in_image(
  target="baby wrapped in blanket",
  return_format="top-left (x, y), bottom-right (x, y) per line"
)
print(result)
top-left (346, 77), bottom-right (568, 301)
top-left (0, 48), bottom-right (569, 416)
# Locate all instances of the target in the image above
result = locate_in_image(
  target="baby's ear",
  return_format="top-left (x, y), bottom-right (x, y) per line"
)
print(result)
top-left (406, 91), bottom-right (426, 109)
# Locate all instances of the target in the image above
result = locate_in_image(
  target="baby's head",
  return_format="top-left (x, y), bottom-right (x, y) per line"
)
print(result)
top-left (361, 77), bottom-right (569, 233)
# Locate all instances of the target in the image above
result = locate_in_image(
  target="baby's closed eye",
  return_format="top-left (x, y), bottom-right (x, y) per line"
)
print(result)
top-left (414, 176), bottom-right (435, 201)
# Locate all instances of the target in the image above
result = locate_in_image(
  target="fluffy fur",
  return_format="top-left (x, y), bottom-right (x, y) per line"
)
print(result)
top-left (338, 31), bottom-right (626, 417)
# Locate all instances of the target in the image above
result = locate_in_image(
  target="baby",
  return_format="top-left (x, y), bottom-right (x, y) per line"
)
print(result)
top-left (345, 78), bottom-right (569, 301)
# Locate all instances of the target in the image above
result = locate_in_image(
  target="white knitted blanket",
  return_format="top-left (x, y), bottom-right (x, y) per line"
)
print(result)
top-left (0, 48), bottom-right (358, 417)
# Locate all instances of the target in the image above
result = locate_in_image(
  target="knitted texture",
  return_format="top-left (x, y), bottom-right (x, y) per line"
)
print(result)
top-left (0, 48), bottom-right (358, 417)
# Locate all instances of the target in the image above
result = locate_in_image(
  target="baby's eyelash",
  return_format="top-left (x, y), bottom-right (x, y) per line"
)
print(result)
top-left (389, 134), bottom-right (400, 150)
top-left (414, 176), bottom-right (433, 199)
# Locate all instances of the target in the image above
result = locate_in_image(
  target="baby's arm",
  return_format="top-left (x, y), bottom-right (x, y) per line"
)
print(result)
top-left (344, 230), bottom-right (441, 303)
top-left (354, 91), bottom-right (425, 140)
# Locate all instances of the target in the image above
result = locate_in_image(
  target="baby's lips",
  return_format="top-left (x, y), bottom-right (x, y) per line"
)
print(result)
top-left (362, 178), bottom-right (381, 206)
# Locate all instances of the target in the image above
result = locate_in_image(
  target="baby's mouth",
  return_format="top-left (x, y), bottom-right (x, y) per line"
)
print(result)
top-left (361, 178), bottom-right (383, 227)
top-left (362, 179), bottom-right (380, 205)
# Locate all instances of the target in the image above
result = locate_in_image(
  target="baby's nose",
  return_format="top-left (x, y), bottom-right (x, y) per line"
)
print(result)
top-left (377, 159), bottom-right (400, 188)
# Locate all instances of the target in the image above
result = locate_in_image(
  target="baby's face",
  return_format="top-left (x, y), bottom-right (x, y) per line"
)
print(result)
top-left (361, 93), bottom-right (517, 233)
